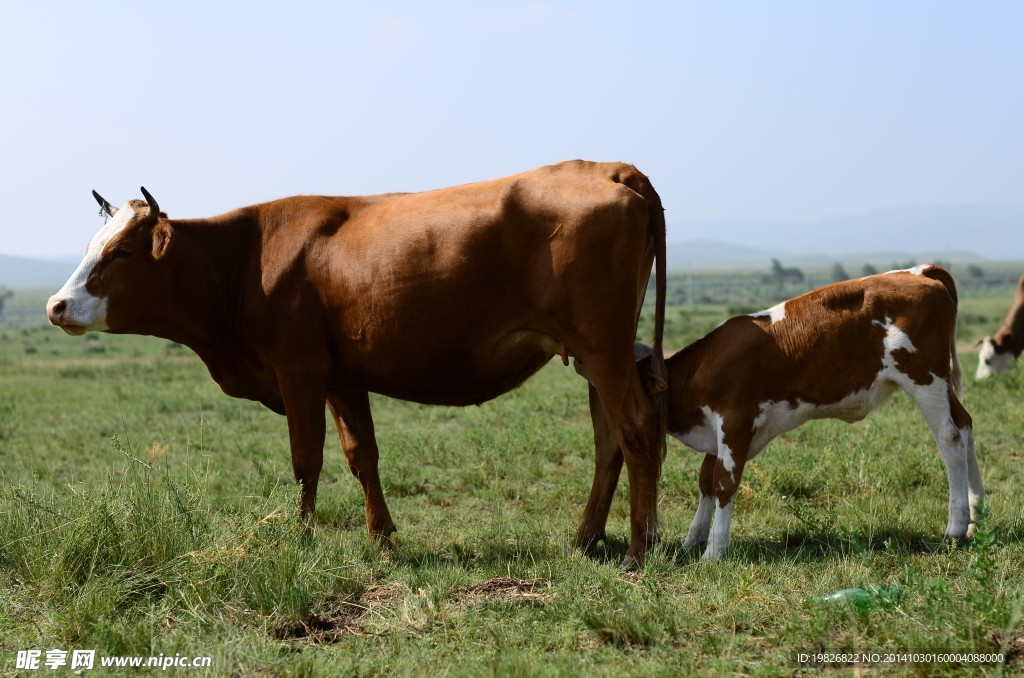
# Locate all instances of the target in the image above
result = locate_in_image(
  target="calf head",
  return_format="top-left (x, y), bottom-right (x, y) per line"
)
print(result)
top-left (47, 188), bottom-right (174, 335)
top-left (573, 342), bottom-right (668, 395)
top-left (975, 336), bottom-right (1014, 379)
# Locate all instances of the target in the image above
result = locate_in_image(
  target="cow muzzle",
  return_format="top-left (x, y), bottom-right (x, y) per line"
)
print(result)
top-left (46, 295), bottom-right (103, 335)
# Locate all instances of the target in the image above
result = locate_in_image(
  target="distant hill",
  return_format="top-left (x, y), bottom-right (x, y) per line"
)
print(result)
top-left (666, 240), bottom-right (988, 271)
top-left (669, 205), bottom-right (1024, 264)
top-left (0, 254), bottom-right (76, 289)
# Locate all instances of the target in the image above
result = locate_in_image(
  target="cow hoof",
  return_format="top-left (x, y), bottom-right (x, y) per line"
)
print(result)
top-left (619, 555), bottom-right (642, 570)
top-left (370, 525), bottom-right (398, 542)
top-left (572, 533), bottom-right (607, 553)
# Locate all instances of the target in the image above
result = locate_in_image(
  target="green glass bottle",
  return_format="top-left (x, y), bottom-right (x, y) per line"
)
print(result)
top-left (806, 587), bottom-right (902, 614)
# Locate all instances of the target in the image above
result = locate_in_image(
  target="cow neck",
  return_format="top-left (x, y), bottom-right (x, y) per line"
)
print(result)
top-left (996, 281), bottom-right (1024, 357)
top-left (156, 212), bottom-right (255, 364)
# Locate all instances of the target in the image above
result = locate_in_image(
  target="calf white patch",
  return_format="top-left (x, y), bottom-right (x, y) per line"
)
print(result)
top-left (702, 499), bottom-right (734, 562)
top-left (682, 493), bottom-right (715, 549)
top-left (885, 264), bottom-right (932, 276)
top-left (749, 301), bottom-right (786, 324)
top-left (48, 203), bottom-right (136, 332)
top-left (714, 412), bottom-right (737, 483)
top-left (669, 405), bottom-right (717, 454)
top-left (873, 316), bottom-right (916, 367)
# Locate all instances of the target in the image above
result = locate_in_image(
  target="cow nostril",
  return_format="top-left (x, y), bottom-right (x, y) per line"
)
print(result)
top-left (48, 299), bottom-right (67, 321)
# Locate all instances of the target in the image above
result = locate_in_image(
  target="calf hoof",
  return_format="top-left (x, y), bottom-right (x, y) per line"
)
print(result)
top-left (943, 525), bottom-right (969, 541)
top-left (942, 532), bottom-right (970, 548)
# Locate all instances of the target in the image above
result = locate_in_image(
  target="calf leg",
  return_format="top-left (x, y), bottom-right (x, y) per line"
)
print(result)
top-left (702, 414), bottom-right (751, 562)
top-left (278, 374), bottom-right (328, 526)
top-left (327, 391), bottom-right (396, 538)
top-left (573, 382), bottom-right (624, 549)
top-left (909, 383), bottom-right (974, 538)
top-left (682, 454), bottom-right (717, 549)
top-left (949, 394), bottom-right (986, 532)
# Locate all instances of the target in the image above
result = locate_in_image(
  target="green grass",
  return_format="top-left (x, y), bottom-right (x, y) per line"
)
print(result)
top-left (1, 297), bottom-right (1023, 676)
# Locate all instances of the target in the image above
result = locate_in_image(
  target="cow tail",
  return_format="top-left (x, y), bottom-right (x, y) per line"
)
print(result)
top-left (923, 264), bottom-right (963, 399)
top-left (649, 199), bottom-right (669, 459)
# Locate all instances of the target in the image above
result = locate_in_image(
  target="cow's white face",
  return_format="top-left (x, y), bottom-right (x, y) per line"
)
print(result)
top-left (976, 337), bottom-right (1013, 379)
top-left (47, 203), bottom-right (137, 335)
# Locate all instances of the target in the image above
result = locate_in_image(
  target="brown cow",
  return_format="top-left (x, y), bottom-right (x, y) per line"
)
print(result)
top-left (976, 273), bottom-right (1024, 379)
top-left (46, 161), bottom-right (668, 563)
top-left (576, 265), bottom-right (984, 560)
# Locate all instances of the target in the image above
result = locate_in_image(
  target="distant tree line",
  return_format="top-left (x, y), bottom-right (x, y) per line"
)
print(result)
top-left (763, 258), bottom-right (804, 284)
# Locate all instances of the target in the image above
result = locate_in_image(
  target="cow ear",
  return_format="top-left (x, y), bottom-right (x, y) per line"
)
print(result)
top-left (151, 222), bottom-right (173, 259)
top-left (641, 370), bottom-right (668, 395)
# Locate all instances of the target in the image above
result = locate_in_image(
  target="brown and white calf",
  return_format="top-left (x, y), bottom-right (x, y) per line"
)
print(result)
top-left (577, 265), bottom-right (984, 561)
top-left (976, 273), bottom-right (1024, 379)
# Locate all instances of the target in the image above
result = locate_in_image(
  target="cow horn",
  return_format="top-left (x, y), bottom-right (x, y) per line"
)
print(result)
top-left (140, 186), bottom-right (159, 219)
top-left (92, 190), bottom-right (118, 217)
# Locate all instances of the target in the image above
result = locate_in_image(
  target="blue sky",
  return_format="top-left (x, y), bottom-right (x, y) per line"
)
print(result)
top-left (1, 1), bottom-right (1021, 257)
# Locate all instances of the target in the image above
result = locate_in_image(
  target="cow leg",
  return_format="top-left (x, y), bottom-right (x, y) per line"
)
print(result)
top-left (573, 382), bottom-right (625, 549)
top-left (909, 382), bottom-right (973, 538)
top-left (702, 414), bottom-right (750, 562)
top-left (577, 352), bottom-right (662, 564)
top-left (279, 375), bottom-right (328, 527)
top-left (327, 391), bottom-right (397, 538)
top-left (572, 236), bottom-right (658, 551)
top-left (682, 454), bottom-right (717, 549)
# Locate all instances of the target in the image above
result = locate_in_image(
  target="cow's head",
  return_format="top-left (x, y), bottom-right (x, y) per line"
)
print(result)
top-left (975, 336), bottom-right (1014, 380)
top-left (47, 188), bottom-right (173, 335)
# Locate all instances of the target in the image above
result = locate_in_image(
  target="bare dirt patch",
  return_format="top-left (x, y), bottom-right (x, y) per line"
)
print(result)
top-left (455, 577), bottom-right (553, 601)
top-left (990, 630), bottom-right (1024, 662)
top-left (272, 585), bottom-right (401, 643)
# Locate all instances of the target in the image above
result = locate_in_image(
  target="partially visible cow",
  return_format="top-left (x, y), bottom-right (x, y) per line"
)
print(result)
top-left (575, 265), bottom-right (984, 561)
top-left (976, 273), bottom-right (1024, 379)
top-left (46, 161), bottom-right (669, 563)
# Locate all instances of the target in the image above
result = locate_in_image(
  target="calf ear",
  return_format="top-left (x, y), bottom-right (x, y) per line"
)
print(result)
top-left (151, 222), bottom-right (173, 259)
top-left (641, 370), bottom-right (668, 395)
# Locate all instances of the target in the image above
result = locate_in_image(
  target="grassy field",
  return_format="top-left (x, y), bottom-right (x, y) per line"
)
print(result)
top-left (1, 287), bottom-right (1023, 676)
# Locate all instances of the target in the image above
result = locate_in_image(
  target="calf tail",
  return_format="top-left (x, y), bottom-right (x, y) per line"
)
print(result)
top-left (950, 322), bottom-right (964, 400)
top-left (922, 264), bottom-right (963, 399)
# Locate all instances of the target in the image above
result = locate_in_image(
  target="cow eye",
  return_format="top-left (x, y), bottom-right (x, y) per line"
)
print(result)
top-left (113, 248), bottom-right (133, 260)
